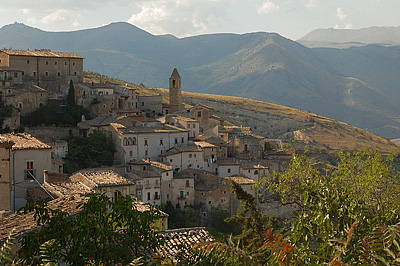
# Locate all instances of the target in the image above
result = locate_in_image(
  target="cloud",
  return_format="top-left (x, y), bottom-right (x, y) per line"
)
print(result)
top-left (41, 10), bottom-right (69, 24)
top-left (127, 0), bottom-right (229, 37)
top-left (72, 20), bottom-right (80, 28)
top-left (334, 24), bottom-right (339, 29)
top-left (345, 23), bottom-right (353, 29)
top-left (257, 1), bottom-right (279, 14)
top-left (336, 7), bottom-right (347, 20)
top-left (22, 9), bottom-right (30, 14)
top-left (305, 0), bottom-right (318, 9)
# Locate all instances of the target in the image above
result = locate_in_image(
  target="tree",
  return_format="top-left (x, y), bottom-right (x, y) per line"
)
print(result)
top-left (67, 80), bottom-right (75, 106)
top-left (226, 180), bottom-right (276, 263)
top-left (265, 148), bottom-right (400, 264)
top-left (64, 130), bottom-right (115, 173)
top-left (19, 194), bottom-right (163, 265)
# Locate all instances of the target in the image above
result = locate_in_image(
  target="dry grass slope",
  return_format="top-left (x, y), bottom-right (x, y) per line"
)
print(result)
top-left (84, 71), bottom-right (400, 154)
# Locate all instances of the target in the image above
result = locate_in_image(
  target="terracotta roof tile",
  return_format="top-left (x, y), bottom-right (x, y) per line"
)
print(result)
top-left (70, 170), bottom-right (134, 188)
top-left (0, 49), bottom-right (84, 59)
top-left (225, 176), bottom-right (255, 184)
top-left (1, 133), bottom-right (51, 150)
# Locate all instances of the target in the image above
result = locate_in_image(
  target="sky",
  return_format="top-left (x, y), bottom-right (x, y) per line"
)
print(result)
top-left (0, 0), bottom-right (399, 40)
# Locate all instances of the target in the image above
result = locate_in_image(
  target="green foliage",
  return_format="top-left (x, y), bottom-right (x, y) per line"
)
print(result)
top-left (19, 194), bottom-right (163, 265)
top-left (0, 228), bottom-right (20, 265)
top-left (0, 105), bottom-right (13, 133)
top-left (226, 180), bottom-right (276, 264)
top-left (160, 201), bottom-right (204, 229)
top-left (21, 101), bottom-right (90, 127)
top-left (63, 130), bottom-right (115, 173)
top-left (266, 148), bottom-right (400, 264)
top-left (67, 80), bottom-right (76, 106)
top-left (208, 208), bottom-right (242, 237)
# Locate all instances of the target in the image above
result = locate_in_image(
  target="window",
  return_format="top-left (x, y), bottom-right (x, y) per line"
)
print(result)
top-left (197, 111), bottom-right (201, 117)
top-left (244, 144), bottom-right (248, 151)
top-left (141, 102), bottom-right (144, 106)
top-left (208, 200), bottom-right (211, 204)
top-left (129, 151), bottom-right (133, 156)
top-left (22, 71), bottom-right (24, 76)
top-left (147, 192), bottom-right (151, 201)
top-left (143, 166), bottom-right (147, 171)
top-left (189, 154), bottom-right (192, 158)
top-left (45, 72), bottom-right (48, 76)
top-left (74, 72), bottom-right (77, 75)
top-left (170, 159), bottom-right (172, 162)
top-left (193, 124), bottom-right (196, 128)
top-left (181, 137), bottom-right (184, 143)
top-left (27, 60), bottom-right (30, 64)
top-left (14, 73), bottom-right (17, 78)
top-left (46, 61), bottom-right (48, 65)
top-left (186, 180), bottom-right (190, 188)
top-left (186, 192), bottom-right (189, 196)
top-left (145, 150), bottom-right (148, 156)
top-left (33, 72), bottom-right (36, 76)
top-left (155, 191), bottom-right (158, 200)
top-left (180, 191), bottom-right (184, 198)
top-left (144, 139), bottom-right (148, 146)
top-left (159, 139), bottom-right (163, 145)
top-left (194, 154), bottom-right (196, 158)
top-left (57, 72), bottom-right (60, 76)
top-left (72, 62), bottom-right (75, 66)
top-left (174, 138), bottom-right (178, 144)
top-left (254, 170), bottom-right (259, 175)
top-left (187, 124), bottom-right (191, 128)
top-left (228, 168), bottom-right (231, 173)
top-left (65, 62), bottom-right (67, 66)
top-left (55, 62), bottom-right (58, 65)
top-left (167, 194), bottom-right (169, 199)
top-left (25, 161), bottom-right (34, 179)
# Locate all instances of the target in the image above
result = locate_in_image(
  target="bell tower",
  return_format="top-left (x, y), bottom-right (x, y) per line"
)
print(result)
top-left (169, 68), bottom-right (182, 113)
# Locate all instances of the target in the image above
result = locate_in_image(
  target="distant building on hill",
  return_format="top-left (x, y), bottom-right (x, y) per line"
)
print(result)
top-left (0, 49), bottom-right (84, 94)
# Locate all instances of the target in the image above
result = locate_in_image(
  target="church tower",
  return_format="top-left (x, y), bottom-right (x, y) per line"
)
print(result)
top-left (169, 68), bottom-right (182, 113)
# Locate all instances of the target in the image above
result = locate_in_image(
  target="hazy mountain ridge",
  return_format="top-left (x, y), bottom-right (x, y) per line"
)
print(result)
top-left (298, 26), bottom-right (400, 48)
top-left (1, 22), bottom-right (400, 139)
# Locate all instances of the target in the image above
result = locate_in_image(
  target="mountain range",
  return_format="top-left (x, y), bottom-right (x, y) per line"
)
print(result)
top-left (1, 22), bottom-right (400, 139)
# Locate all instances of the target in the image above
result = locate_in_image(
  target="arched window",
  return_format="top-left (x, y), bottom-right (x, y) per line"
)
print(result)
top-left (128, 137), bottom-right (133, 145)
top-left (254, 170), bottom-right (259, 175)
top-left (132, 137), bottom-right (136, 145)
top-left (123, 138), bottom-right (128, 146)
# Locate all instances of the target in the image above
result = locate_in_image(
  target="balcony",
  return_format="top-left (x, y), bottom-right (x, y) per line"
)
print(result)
top-left (136, 184), bottom-right (143, 190)
top-left (154, 183), bottom-right (161, 188)
top-left (154, 195), bottom-right (161, 200)
top-left (177, 195), bottom-right (186, 200)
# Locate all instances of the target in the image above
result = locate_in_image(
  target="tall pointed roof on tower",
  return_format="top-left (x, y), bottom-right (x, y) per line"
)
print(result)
top-left (170, 68), bottom-right (181, 78)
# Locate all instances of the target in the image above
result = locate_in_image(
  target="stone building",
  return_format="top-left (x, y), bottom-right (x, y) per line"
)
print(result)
top-left (169, 68), bottom-right (183, 113)
top-left (110, 122), bottom-right (188, 164)
top-left (0, 137), bottom-right (13, 212)
top-left (233, 134), bottom-right (266, 159)
top-left (165, 115), bottom-right (200, 138)
top-left (160, 145), bottom-right (204, 172)
top-left (0, 133), bottom-right (52, 211)
top-left (0, 49), bottom-right (83, 94)
top-left (1, 84), bottom-right (48, 115)
top-left (138, 95), bottom-right (163, 117)
top-left (68, 170), bottom-right (135, 202)
top-left (0, 66), bottom-right (23, 87)
top-left (189, 104), bottom-right (222, 137)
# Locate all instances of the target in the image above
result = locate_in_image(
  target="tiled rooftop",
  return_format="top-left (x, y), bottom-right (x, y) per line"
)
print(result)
top-left (173, 116), bottom-right (198, 122)
top-left (194, 141), bottom-right (217, 148)
top-left (225, 176), bottom-right (255, 185)
top-left (43, 182), bottom-right (92, 198)
top-left (70, 170), bottom-right (134, 188)
top-left (156, 227), bottom-right (214, 259)
top-left (0, 195), bottom-right (88, 243)
top-left (240, 163), bottom-right (268, 170)
top-left (1, 133), bottom-right (52, 150)
top-left (161, 145), bottom-right (202, 157)
top-left (111, 123), bottom-right (187, 134)
top-left (0, 49), bottom-right (84, 59)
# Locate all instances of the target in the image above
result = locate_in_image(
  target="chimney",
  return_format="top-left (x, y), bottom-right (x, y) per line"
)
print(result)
top-left (43, 170), bottom-right (49, 183)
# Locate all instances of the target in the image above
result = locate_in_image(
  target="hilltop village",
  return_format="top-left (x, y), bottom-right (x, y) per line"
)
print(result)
top-left (0, 49), bottom-right (297, 236)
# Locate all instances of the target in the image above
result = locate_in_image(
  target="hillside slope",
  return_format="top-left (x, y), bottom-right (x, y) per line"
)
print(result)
top-left (1, 22), bottom-right (400, 139)
top-left (86, 71), bottom-right (399, 154)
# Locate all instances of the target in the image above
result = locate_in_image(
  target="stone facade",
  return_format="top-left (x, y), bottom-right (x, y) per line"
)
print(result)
top-left (169, 68), bottom-right (183, 113)
top-left (0, 138), bottom-right (13, 212)
top-left (0, 49), bottom-right (83, 94)
top-left (138, 95), bottom-right (163, 117)
top-left (110, 123), bottom-right (189, 164)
